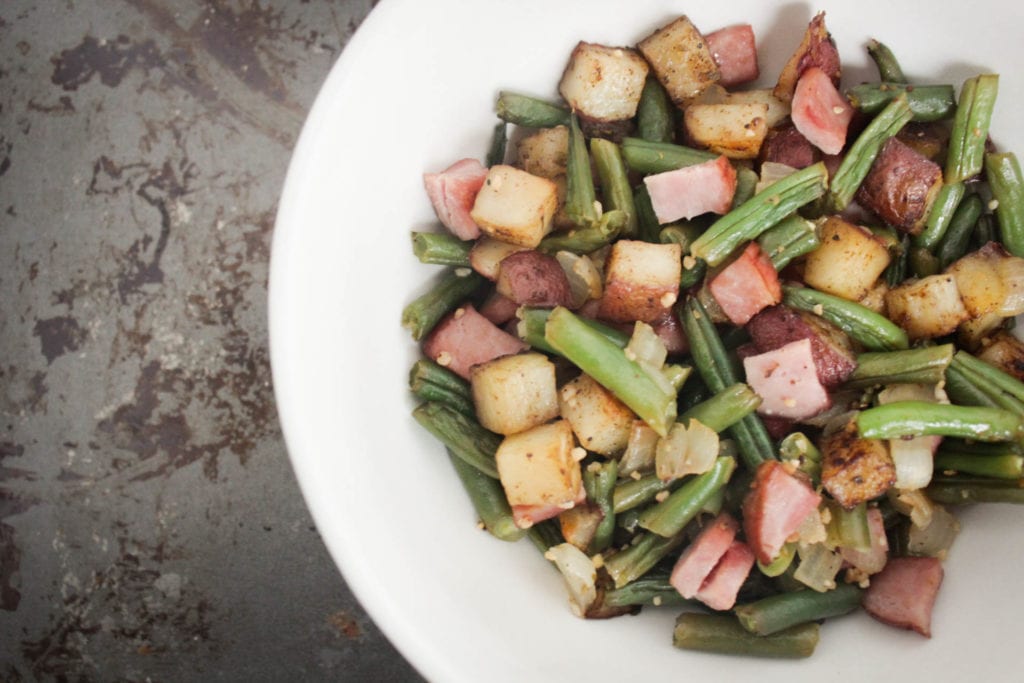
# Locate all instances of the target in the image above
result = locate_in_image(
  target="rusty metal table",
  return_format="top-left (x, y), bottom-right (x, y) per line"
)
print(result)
top-left (0, 2), bottom-right (422, 679)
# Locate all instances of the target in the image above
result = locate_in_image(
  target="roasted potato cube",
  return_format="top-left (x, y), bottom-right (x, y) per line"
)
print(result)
top-left (692, 84), bottom-right (791, 129)
top-left (821, 420), bottom-right (895, 508)
top-left (885, 274), bottom-right (969, 340)
top-left (496, 419), bottom-right (583, 509)
top-left (470, 165), bottom-right (558, 247)
top-left (559, 373), bottom-right (635, 456)
top-left (684, 102), bottom-right (769, 159)
top-left (638, 15), bottom-right (720, 104)
top-left (559, 42), bottom-right (649, 124)
top-left (469, 236), bottom-right (528, 280)
top-left (946, 242), bottom-right (1024, 319)
top-left (803, 216), bottom-right (891, 301)
top-left (471, 352), bottom-right (559, 435)
top-left (977, 331), bottom-right (1024, 381)
top-left (856, 138), bottom-right (943, 235)
top-left (515, 125), bottom-right (569, 180)
top-left (598, 240), bottom-right (682, 323)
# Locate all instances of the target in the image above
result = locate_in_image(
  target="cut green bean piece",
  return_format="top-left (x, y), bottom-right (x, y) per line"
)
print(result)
top-left (847, 83), bottom-right (955, 122)
top-left (412, 402), bottom-right (501, 478)
top-left (517, 306), bottom-right (629, 355)
top-left (673, 613), bottom-right (819, 659)
top-left (409, 359), bottom-right (471, 399)
top-left (691, 162), bottom-right (829, 266)
top-left (949, 350), bottom-right (1024, 412)
top-left (584, 460), bottom-right (618, 553)
top-left (638, 456), bottom-right (737, 537)
top-left (545, 306), bottom-right (677, 436)
top-left (495, 91), bottom-right (571, 127)
top-left (857, 402), bottom-right (1024, 442)
top-left (909, 245), bottom-right (941, 277)
top-left (915, 182), bottom-right (966, 251)
top-left (679, 257), bottom-right (708, 290)
top-left (680, 383), bottom-right (761, 433)
top-left (986, 152), bottom-right (1024, 257)
top-left (613, 473), bottom-right (672, 514)
top-left (732, 166), bottom-right (760, 210)
top-left (946, 74), bottom-right (999, 184)
top-left (538, 209), bottom-right (626, 254)
top-left (757, 214), bottom-right (820, 270)
top-left (973, 213), bottom-right (997, 249)
top-left (486, 121), bottom-right (508, 167)
top-left (637, 77), bottom-right (675, 143)
top-left (756, 542), bottom-right (796, 577)
top-left (448, 452), bottom-right (524, 542)
top-left (565, 113), bottom-right (599, 227)
top-left (621, 137), bottom-right (718, 174)
top-left (603, 530), bottom-right (686, 588)
top-left (824, 500), bottom-right (871, 551)
top-left (779, 432), bottom-right (822, 486)
top-left (604, 574), bottom-right (693, 608)
top-left (926, 479), bottom-right (1024, 505)
top-left (409, 378), bottom-right (476, 417)
top-left (411, 231), bottom-right (472, 266)
top-left (782, 285), bottom-right (909, 351)
top-left (866, 39), bottom-right (907, 83)
top-left (527, 519), bottom-right (564, 554)
top-left (633, 184), bottom-right (664, 243)
top-left (937, 193), bottom-right (985, 268)
top-left (845, 344), bottom-right (954, 389)
top-left (934, 451), bottom-right (1024, 479)
top-left (659, 223), bottom-right (705, 252)
top-left (735, 584), bottom-right (863, 636)
top-left (591, 138), bottom-right (638, 237)
top-left (401, 269), bottom-right (486, 340)
top-left (829, 94), bottom-right (914, 212)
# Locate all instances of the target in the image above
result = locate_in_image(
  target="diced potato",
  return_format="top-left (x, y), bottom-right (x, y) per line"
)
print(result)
top-left (858, 280), bottom-right (889, 315)
top-left (559, 373), bottom-right (635, 456)
top-left (691, 84), bottom-right (791, 128)
top-left (638, 15), bottom-right (720, 104)
top-left (803, 216), bottom-right (891, 301)
top-left (470, 165), bottom-right (559, 247)
top-left (684, 102), bottom-right (769, 159)
top-left (471, 352), bottom-right (559, 435)
top-left (559, 502), bottom-right (603, 551)
top-left (821, 420), bottom-right (895, 508)
top-left (516, 125), bottom-right (569, 180)
top-left (559, 42), bottom-right (649, 123)
top-left (978, 331), bottom-right (1024, 381)
top-left (947, 246), bottom-right (1006, 318)
top-left (598, 240), bottom-right (682, 323)
top-left (495, 419), bottom-right (583, 508)
top-left (958, 311), bottom-right (1004, 350)
top-left (469, 236), bottom-right (528, 280)
top-left (886, 274), bottom-right (969, 340)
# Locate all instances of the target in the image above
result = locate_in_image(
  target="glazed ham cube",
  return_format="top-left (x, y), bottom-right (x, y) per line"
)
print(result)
top-left (704, 24), bottom-right (759, 88)
top-left (422, 158), bottom-right (488, 240)
top-left (695, 541), bottom-right (756, 611)
top-left (742, 460), bottom-right (822, 564)
top-left (791, 66), bottom-right (854, 156)
top-left (643, 155), bottom-right (737, 223)
top-left (743, 339), bottom-right (831, 420)
top-left (422, 304), bottom-right (526, 379)
top-left (708, 242), bottom-right (781, 325)
top-left (863, 556), bottom-right (944, 637)
top-left (669, 513), bottom-right (739, 599)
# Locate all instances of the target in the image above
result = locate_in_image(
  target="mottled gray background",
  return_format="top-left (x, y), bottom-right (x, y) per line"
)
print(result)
top-left (0, 1), bottom-right (422, 679)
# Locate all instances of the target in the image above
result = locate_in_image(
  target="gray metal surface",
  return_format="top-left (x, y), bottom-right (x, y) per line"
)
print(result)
top-left (0, 1), bottom-right (423, 679)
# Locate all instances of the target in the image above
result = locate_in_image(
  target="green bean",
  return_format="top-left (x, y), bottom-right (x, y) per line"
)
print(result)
top-left (638, 456), bottom-right (737, 537)
top-left (591, 138), bottom-right (639, 237)
top-left (603, 574), bottom-right (693, 608)
top-left (636, 77), bottom-right (675, 143)
top-left (401, 269), bottom-right (486, 340)
top-left (690, 162), bottom-right (828, 266)
top-left (856, 402), bottom-right (1024, 442)
top-left (633, 184), bottom-right (664, 243)
top-left (846, 83), bottom-right (955, 122)
top-left (659, 223), bottom-right (705, 252)
top-left (866, 39), bottom-right (907, 83)
top-left (448, 452), bottom-right (524, 542)
top-left (943, 363), bottom-right (1006, 412)
top-left (757, 214), bottom-right (820, 270)
top-left (526, 519), bottom-right (565, 553)
top-left (778, 432), bottom-right (822, 486)
top-left (884, 234), bottom-right (909, 286)
top-left (909, 245), bottom-right (941, 277)
top-left (973, 213), bottom-right (998, 249)
top-left (824, 501), bottom-right (871, 551)
top-left (782, 285), bottom-right (909, 351)
top-left (679, 256), bottom-right (708, 290)
top-left (679, 383), bottom-right (761, 433)
top-left (937, 193), bottom-right (985, 268)
top-left (517, 306), bottom-right (629, 355)
top-left (603, 530), bottom-right (686, 588)
top-left (409, 358), bottom-right (472, 401)
top-left (538, 209), bottom-right (626, 254)
top-left (844, 344), bottom-right (954, 389)
top-left (948, 350), bottom-right (1024, 414)
top-left (613, 473), bottom-right (673, 514)
top-left (412, 402), bottom-right (501, 478)
top-left (565, 113), bottom-right (599, 227)
top-left (829, 94), bottom-right (914, 212)
top-left (495, 91), bottom-right (571, 128)
top-left (621, 137), bottom-right (718, 174)
top-left (986, 152), bottom-right (1024, 257)
top-left (409, 376), bottom-right (476, 417)
top-left (914, 182), bottom-right (966, 251)
top-left (486, 121), bottom-right (508, 167)
top-left (735, 584), bottom-right (863, 636)
top-left (933, 451), bottom-right (1024, 479)
top-left (946, 74), bottom-right (999, 184)
top-left (732, 166), bottom-right (760, 210)
top-left (411, 231), bottom-right (472, 266)
top-left (926, 479), bottom-right (1024, 505)
top-left (673, 613), bottom-right (819, 659)
top-left (584, 460), bottom-right (618, 553)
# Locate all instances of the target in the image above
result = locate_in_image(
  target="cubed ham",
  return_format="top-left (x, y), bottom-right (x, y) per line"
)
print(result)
top-left (747, 305), bottom-right (857, 387)
top-left (791, 66), bottom-right (854, 156)
top-left (744, 339), bottom-right (831, 420)
top-left (863, 556), bottom-right (943, 637)
top-left (856, 137), bottom-right (943, 235)
top-left (704, 24), bottom-right (759, 88)
top-left (695, 540), bottom-right (756, 611)
top-left (422, 304), bottom-right (527, 379)
top-left (742, 460), bottom-right (823, 564)
top-left (760, 124), bottom-right (821, 169)
top-left (423, 158), bottom-right (488, 240)
top-left (643, 156), bottom-right (737, 223)
top-left (669, 513), bottom-right (739, 599)
top-left (495, 250), bottom-right (573, 308)
top-left (708, 242), bottom-right (782, 325)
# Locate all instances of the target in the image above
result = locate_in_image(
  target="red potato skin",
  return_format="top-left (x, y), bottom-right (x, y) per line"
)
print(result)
top-left (863, 556), bottom-right (943, 637)
top-left (774, 12), bottom-right (841, 102)
top-left (422, 304), bottom-right (527, 380)
top-left (704, 24), bottom-right (760, 88)
top-left (759, 124), bottom-right (821, 170)
top-left (856, 137), bottom-right (943, 235)
top-left (747, 305), bottom-right (858, 387)
top-left (495, 250), bottom-right (574, 308)
top-left (742, 460), bottom-right (822, 565)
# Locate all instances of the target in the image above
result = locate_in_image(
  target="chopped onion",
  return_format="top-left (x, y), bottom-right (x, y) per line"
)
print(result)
top-left (626, 321), bottom-right (668, 369)
top-left (907, 504), bottom-right (960, 559)
top-left (889, 489), bottom-right (935, 529)
top-left (558, 504), bottom-right (603, 551)
top-left (544, 543), bottom-right (598, 618)
top-left (556, 251), bottom-right (603, 309)
top-left (997, 254), bottom-right (1024, 316)
top-left (794, 542), bottom-right (844, 592)
top-left (655, 419), bottom-right (719, 482)
top-left (796, 507), bottom-right (828, 546)
top-left (619, 421), bottom-right (659, 477)
top-left (755, 161), bottom-right (797, 195)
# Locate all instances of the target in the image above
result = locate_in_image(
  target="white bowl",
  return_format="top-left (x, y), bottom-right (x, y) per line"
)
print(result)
top-left (269, 1), bottom-right (1024, 680)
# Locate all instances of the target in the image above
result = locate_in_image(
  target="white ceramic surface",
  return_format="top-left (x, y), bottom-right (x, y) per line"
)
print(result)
top-left (269, 2), bottom-right (1024, 680)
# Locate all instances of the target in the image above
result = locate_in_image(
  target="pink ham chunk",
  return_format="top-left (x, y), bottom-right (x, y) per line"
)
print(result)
top-left (643, 156), bottom-right (737, 223)
top-left (863, 557), bottom-right (943, 637)
top-left (791, 66), bottom-right (854, 156)
top-left (705, 24), bottom-right (759, 87)
top-left (422, 304), bottom-right (526, 379)
top-left (695, 541), bottom-right (756, 611)
top-left (742, 460), bottom-right (822, 565)
top-left (743, 339), bottom-right (831, 420)
top-left (670, 513), bottom-right (739, 599)
top-left (423, 158), bottom-right (488, 240)
top-left (708, 242), bottom-right (782, 325)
